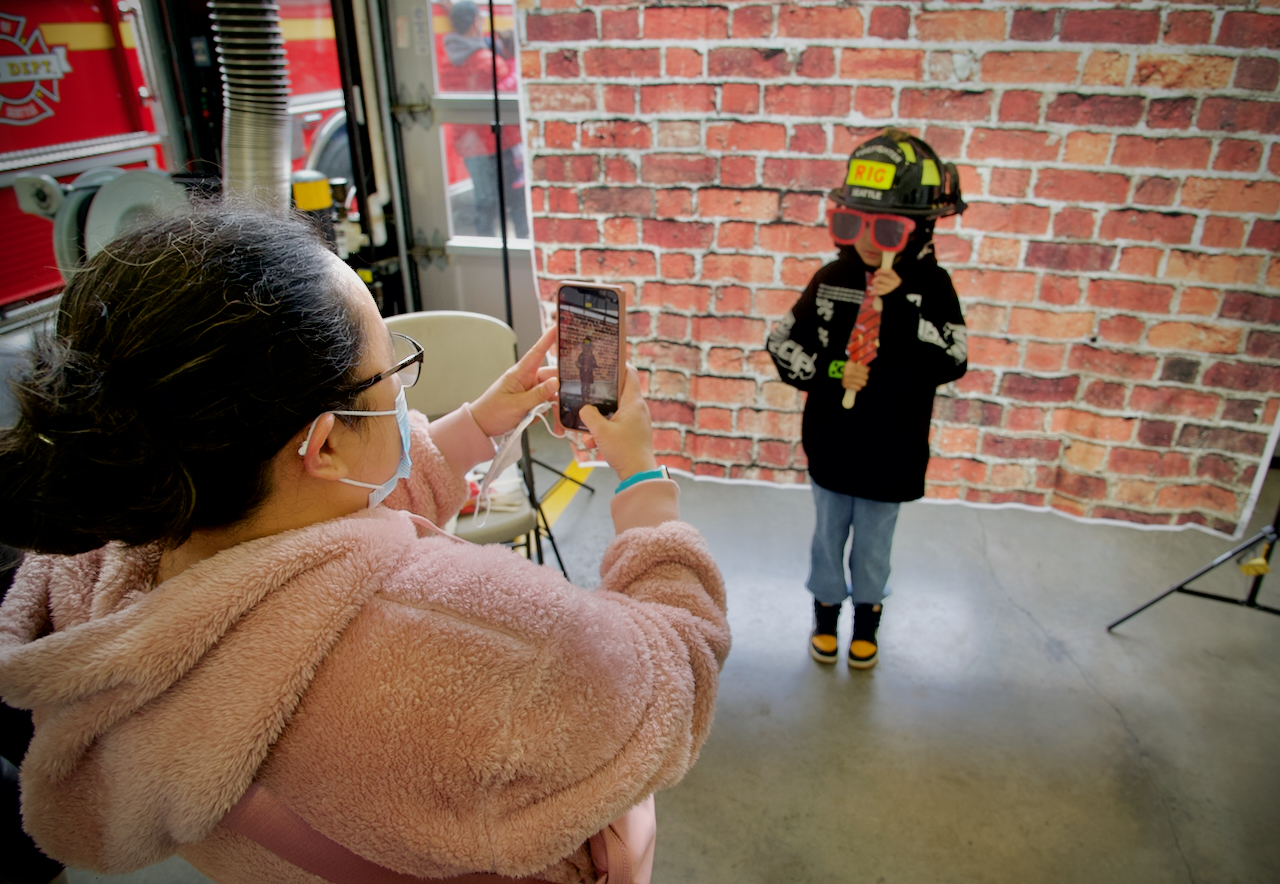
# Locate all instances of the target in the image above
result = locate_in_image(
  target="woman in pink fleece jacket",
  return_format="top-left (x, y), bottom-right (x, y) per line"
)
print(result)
top-left (0, 207), bottom-right (729, 883)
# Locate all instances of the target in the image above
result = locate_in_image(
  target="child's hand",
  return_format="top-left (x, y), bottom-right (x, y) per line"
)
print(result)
top-left (842, 361), bottom-right (870, 392)
top-left (868, 266), bottom-right (901, 297)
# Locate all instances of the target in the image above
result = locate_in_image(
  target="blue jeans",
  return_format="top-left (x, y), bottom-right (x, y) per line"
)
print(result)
top-left (807, 482), bottom-right (900, 607)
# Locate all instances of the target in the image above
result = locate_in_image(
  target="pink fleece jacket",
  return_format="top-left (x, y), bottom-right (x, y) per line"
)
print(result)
top-left (0, 406), bottom-right (729, 884)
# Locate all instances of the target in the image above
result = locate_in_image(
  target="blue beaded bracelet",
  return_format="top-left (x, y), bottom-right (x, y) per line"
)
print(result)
top-left (615, 466), bottom-right (669, 494)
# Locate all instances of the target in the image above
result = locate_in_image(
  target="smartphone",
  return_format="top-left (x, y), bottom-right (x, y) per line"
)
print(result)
top-left (556, 282), bottom-right (625, 432)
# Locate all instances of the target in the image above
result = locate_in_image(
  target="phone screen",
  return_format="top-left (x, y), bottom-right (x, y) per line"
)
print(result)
top-left (557, 285), bottom-right (621, 431)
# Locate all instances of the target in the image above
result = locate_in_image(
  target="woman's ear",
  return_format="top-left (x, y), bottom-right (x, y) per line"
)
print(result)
top-left (297, 413), bottom-right (347, 481)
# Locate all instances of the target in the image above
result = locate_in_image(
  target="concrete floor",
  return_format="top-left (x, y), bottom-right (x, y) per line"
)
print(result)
top-left (63, 440), bottom-right (1280, 884)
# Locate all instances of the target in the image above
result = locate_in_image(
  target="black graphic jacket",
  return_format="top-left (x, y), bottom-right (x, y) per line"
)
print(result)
top-left (768, 242), bottom-right (968, 502)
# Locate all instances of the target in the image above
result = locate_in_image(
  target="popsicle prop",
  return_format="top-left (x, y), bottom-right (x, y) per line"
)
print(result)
top-left (841, 251), bottom-right (892, 409)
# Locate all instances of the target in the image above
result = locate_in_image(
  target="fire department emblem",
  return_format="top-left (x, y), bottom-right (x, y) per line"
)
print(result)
top-left (0, 13), bottom-right (72, 126)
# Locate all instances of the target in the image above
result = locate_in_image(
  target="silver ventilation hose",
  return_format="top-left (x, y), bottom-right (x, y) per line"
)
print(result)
top-left (209, 0), bottom-right (292, 211)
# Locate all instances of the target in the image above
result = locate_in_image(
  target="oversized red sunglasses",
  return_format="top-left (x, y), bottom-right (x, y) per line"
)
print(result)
top-left (827, 206), bottom-right (917, 252)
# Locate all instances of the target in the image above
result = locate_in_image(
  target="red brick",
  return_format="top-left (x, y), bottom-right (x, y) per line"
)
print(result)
top-left (840, 49), bottom-right (924, 81)
top-left (656, 313), bottom-right (690, 339)
top-left (967, 129), bottom-right (1060, 163)
top-left (758, 223), bottom-right (833, 255)
top-left (1098, 315), bottom-right (1144, 345)
top-left (1164, 252), bottom-right (1263, 286)
top-left (603, 85), bottom-right (634, 114)
top-left (762, 158), bottom-right (846, 189)
top-left (990, 168), bottom-right (1031, 198)
top-left (1197, 98), bottom-right (1280, 135)
top-left (1062, 10), bottom-right (1159, 44)
top-left (645, 6), bottom-right (728, 40)
top-left (1203, 362), bottom-right (1280, 393)
top-left (1138, 420), bottom-right (1176, 447)
top-left (1000, 373), bottom-right (1080, 403)
top-left (697, 189), bottom-right (779, 221)
top-left (899, 90), bottom-right (993, 122)
top-left (1147, 322), bottom-right (1241, 355)
top-left (638, 220), bottom-right (712, 251)
top-left (763, 85), bottom-right (852, 118)
top-left (1046, 94), bottom-right (1145, 128)
top-left (953, 269), bottom-right (1037, 303)
top-left (714, 285), bottom-right (752, 315)
top-left (855, 87), bottom-right (894, 119)
top-left (916, 11), bottom-right (1007, 42)
top-left (1214, 139), bottom-right (1263, 173)
top-left (1197, 454), bottom-right (1239, 483)
top-left (648, 400), bottom-right (694, 426)
top-left (927, 458), bottom-right (989, 484)
top-left (1026, 243), bottom-right (1116, 273)
top-left (778, 5), bottom-right (863, 39)
top-left (604, 156), bottom-right (637, 184)
top-left (1135, 55), bottom-right (1234, 91)
top-left (1118, 248), bottom-right (1164, 277)
top-left (693, 316), bottom-right (767, 347)
top-left (544, 122), bottom-right (577, 151)
top-left (642, 85), bottom-right (717, 114)
top-left (1177, 288), bottom-right (1222, 317)
top-left (1055, 470), bottom-right (1108, 501)
top-left (702, 254), bottom-right (774, 284)
top-left (1068, 345), bottom-right (1159, 380)
top-left (581, 187), bottom-right (652, 217)
top-left (934, 235), bottom-right (972, 265)
top-left (690, 375), bottom-right (756, 406)
top-left (1148, 98), bottom-right (1196, 131)
top-left (526, 12), bottom-right (597, 42)
top-left (1248, 331), bottom-right (1280, 360)
top-left (1157, 484), bottom-right (1239, 514)
top-left (545, 49), bottom-right (580, 78)
top-left (602, 9), bottom-right (639, 40)
top-left (756, 440), bottom-right (797, 469)
top-left (969, 336), bottom-right (1019, 367)
top-left (1053, 208), bottom-right (1095, 240)
top-left (999, 92), bottom-right (1042, 124)
top-left (1129, 386), bottom-right (1220, 419)
top-left (661, 253), bottom-right (695, 281)
top-left (869, 6), bottom-right (910, 40)
top-left (719, 157), bottom-right (757, 187)
top-left (1082, 51), bottom-right (1128, 88)
top-left (528, 85), bottom-right (597, 114)
top-left (581, 121), bottom-right (651, 150)
top-left (962, 203), bottom-right (1050, 236)
top-left (738, 409), bottom-right (802, 437)
top-left (1236, 57), bottom-right (1280, 92)
top-left (717, 222), bottom-right (755, 251)
top-left (933, 426), bottom-right (980, 455)
top-left (1023, 343), bottom-right (1064, 373)
top-left (981, 434), bottom-right (1061, 461)
top-left (640, 154), bottom-right (716, 185)
top-left (546, 249), bottom-right (576, 275)
top-left (1133, 177), bottom-right (1178, 207)
top-left (522, 50), bottom-right (542, 80)
top-left (789, 124), bottom-right (826, 154)
top-left (781, 258), bottom-right (822, 287)
top-left (579, 249), bottom-right (656, 279)
top-left (1052, 408), bottom-right (1136, 442)
top-left (693, 463), bottom-right (727, 478)
top-left (1202, 217), bottom-right (1245, 250)
top-left (1084, 381), bottom-right (1126, 410)
top-left (720, 84), bottom-right (759, 115)
top-left (633, 340), bottom-right (702, 371)
top-left (583, 48), bottom-right (658, 79)
top-left (1092, 507), bottom-right (1171, 526)
top-left (1040, 275), bottom-right (1081, 306)
top-left (1109, 449), bottom-right (1192, 478)
top-left (731, 6), bottom-right (773, 39)
top-left (756, 288), bottom-right (800, 318)
top-left (1036, 170), bottom-right (1130, 204)
top-left (1164, 11), bottom-right (1212, 46)
top-left (706, 122), bottom-right (785, 152)
top-left (667, 48), bottom-right (703, 79)
top-left (603, 217), bottom-right (637, 245)
top-left (797, 48), bottom-right (835, 80)
top-left (688, 433), bottom-right (754, 465)
top-left (1011, 9), bottom-right (1056, 41)
top-left (1112, 136), bottom-right (1211, 170)
top-left (534, 155), bottom-right (600, 184)
top-left (1217, 12), bottom-right (1280, 49)
top-left (1248, 221), bottom-right (1280, 252)
top-left (651, 428), bottom-right (684, 454)
top-left (981, 52), bottom-right (1079, 84)
top-left (709, 47), bottom-right (792, 79)
top-left (533, 218), bottom-right (598, 244)
top-left (1099, 210), bottom-right (1195, 245)
top-left (1222, 291), bottom-right (1280, 325)
top-left (1009, 308), bottom-right (1094, 340)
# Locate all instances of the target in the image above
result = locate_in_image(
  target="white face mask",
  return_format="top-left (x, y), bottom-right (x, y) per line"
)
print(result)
top-left (475, 400), bottom-right (561, 523)
top-left (297, 387), bottom-right (413, 509)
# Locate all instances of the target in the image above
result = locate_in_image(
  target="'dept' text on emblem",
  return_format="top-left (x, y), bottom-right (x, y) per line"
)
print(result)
top-left (0, 14), bottom-right (72, 126)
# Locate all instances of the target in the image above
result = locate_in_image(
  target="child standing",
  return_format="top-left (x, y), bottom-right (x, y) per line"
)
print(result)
top-left (768, 128), bottom-right (969, 670)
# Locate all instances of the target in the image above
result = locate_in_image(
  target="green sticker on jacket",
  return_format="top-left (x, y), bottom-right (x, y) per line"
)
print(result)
top-left (828, 359), bottom-right (847, 378)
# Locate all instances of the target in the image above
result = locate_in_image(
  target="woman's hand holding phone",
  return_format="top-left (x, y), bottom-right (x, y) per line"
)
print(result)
top-left (577, 365), bottom-right (658, 482)
top-left (471, 324), bottom-right (560, 438)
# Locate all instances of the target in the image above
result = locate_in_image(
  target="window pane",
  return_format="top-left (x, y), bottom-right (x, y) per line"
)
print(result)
top-left (433, 1), bottom-right (519, 95)
top-left (443, 123), bottom-right (528, 240)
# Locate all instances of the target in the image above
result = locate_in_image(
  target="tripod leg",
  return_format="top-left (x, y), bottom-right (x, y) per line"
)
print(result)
top-left (532, 457), bottom-right (596, 494)
top-left (535, 502), bottom-right (570, 580)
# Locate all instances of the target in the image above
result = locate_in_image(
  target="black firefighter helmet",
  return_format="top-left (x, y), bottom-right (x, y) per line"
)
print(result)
top-left (832, 128), bottom-right (967, 219)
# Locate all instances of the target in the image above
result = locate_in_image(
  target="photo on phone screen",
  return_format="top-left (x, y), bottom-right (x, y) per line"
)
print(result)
top-left (557, 284), bottom-right (621, 431)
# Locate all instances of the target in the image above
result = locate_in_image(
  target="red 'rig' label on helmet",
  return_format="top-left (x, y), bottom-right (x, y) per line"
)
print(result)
top-left (845, 159), bottom-right (896, 190)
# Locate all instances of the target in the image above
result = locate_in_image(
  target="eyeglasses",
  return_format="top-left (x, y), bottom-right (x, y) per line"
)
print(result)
top-left (828, 207), bottom-right (917, 252)
top-left (351, 332), bottom-right (424, 392)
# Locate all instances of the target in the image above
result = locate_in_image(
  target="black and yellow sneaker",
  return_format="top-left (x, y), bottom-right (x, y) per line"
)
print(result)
top-left (848, 603), bottom-right (882, 670)
top-left (810, 600), bottom-right (841, 664)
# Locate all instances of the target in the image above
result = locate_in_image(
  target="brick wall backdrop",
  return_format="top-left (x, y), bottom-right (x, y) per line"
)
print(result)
top-left (517, 0), bottom-right (1280, 537)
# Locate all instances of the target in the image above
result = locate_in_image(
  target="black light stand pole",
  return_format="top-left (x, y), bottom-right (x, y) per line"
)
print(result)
top-left (1107, 495), bottom-right (1280, 631)
top-left (486, 0), bottom-right (512, 329)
